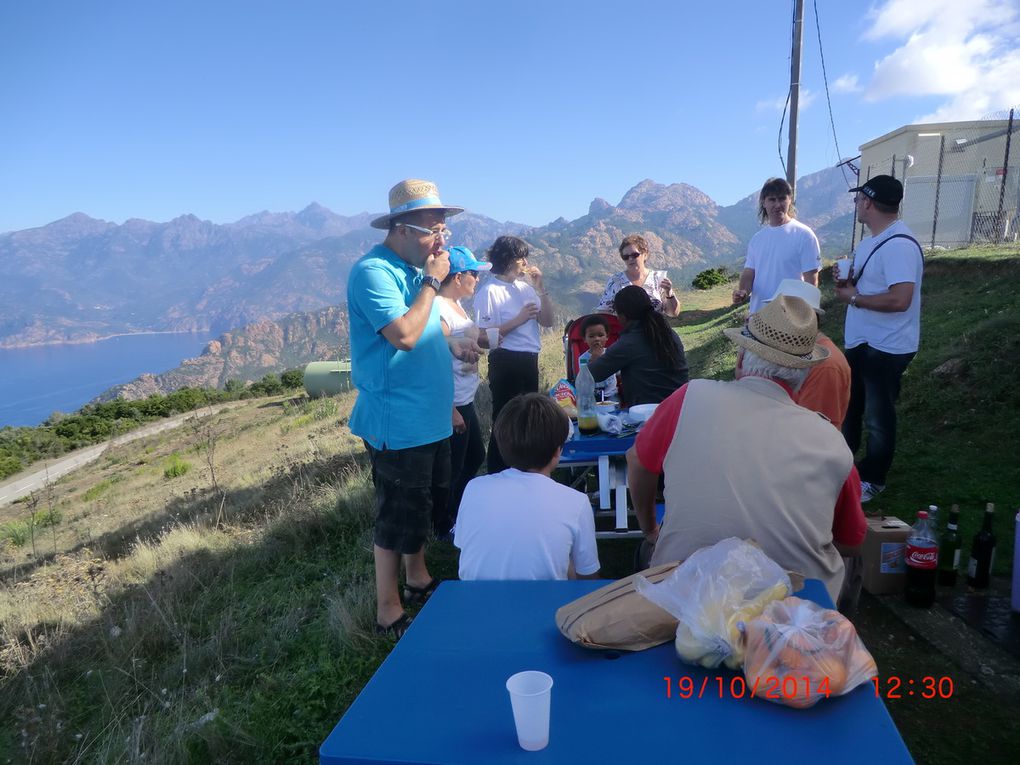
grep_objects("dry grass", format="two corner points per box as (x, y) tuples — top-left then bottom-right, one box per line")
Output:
(0, 285), (742, 762)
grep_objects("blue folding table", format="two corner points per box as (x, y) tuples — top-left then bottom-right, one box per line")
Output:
(320, 580), (914, 765)
(558, 432), (637, 536)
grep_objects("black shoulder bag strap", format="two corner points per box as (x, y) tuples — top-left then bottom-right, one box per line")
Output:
(851, 234), (924, 287)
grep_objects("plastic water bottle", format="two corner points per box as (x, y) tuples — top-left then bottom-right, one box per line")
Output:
(904, 510), (938, 607)
(575, 362), (598, 436)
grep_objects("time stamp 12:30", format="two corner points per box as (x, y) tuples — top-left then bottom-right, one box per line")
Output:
(873, 676), (955, 699)
(662, 675), (955, 700)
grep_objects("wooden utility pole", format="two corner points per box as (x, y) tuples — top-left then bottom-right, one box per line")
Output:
(787, 0), (805, 198)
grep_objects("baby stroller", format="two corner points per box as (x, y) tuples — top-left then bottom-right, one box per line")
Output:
(561, 312), (623, 383)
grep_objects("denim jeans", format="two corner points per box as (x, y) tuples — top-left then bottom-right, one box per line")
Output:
(841, 344), (915, 486)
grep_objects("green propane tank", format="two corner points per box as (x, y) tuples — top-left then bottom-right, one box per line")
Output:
(303, 360), (352, 398)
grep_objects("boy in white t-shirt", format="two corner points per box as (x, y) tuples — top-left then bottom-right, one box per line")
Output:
(455, 393), (602, 581)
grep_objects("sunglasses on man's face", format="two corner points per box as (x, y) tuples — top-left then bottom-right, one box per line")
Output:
(621, 251), (642, 261)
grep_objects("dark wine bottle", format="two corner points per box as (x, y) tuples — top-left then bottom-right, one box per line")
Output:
(966, 503), (997, 589)
(937, 505), (961, 586)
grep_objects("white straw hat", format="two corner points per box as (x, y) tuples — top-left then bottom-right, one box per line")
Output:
(724, 294), (829, 368)
(370, 179), (464, 229)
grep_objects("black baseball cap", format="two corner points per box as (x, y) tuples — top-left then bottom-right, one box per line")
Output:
(848, 174), (903, 206)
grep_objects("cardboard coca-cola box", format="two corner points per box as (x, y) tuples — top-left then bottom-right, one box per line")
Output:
(861, 516), (911, 595)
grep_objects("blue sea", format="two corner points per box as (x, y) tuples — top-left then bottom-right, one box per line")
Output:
(0, 333), (214, 428)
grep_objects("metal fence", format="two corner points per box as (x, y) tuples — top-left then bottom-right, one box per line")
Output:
(855, 110), (1019, 249)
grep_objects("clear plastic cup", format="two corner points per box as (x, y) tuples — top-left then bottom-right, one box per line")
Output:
(834, 258), (852, 281)
(506, 670), (553, 751)
(486, 327), (500, 350)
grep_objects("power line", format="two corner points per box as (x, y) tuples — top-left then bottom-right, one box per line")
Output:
(778, 89), (791, 177)
(813, 0), (851, 186)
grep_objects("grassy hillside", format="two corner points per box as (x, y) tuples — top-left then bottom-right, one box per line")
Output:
(1, 245), (1018, 763)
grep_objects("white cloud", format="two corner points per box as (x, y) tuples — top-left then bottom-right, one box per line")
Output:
(832, 74), (861, 94)
(861, 0), (1020, 120)
(755, 88), (816, 113)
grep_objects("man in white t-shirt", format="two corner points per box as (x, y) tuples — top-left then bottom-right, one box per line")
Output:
(834, 175), (923, 502)
(455, 393), (601, 581)
(733, 177), (821, 314)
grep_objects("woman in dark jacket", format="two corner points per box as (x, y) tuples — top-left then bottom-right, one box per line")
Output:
(586, 285), (689, 407)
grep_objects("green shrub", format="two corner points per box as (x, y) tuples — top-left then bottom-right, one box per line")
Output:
(0, 454), (22, 480)
(281, 369), (304, 389)
(164, 454), (192, 479)
(250, 374), (284, 397)
(692, 267), (733, 290)
(33, 507), (63, 527)
(1, 521), (30, 547)
(83, 479), (115, 502)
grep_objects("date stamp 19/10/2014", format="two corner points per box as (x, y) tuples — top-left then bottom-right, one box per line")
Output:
(663, 675), (955, 701)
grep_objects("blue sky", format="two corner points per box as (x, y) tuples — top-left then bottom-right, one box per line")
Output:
(1, 0), (1018, 233)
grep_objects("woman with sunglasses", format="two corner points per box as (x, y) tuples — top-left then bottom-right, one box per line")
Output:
(594, 234), (680, 317)
(474, 235), (555, 473)
(434, 246), (492, 538)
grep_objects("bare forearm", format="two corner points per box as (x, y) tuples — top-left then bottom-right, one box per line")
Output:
(836, 282), (914, 313)
(802, 269), (819, 287)
(626, 447), (659, 538)
(380, 288), (436, 350)
(661, 293), (680, 317)
(738, 268), (755, 294)
(537, 292), (554, 327)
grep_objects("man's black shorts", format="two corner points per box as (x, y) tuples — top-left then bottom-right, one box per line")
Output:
(365, 439), (451, 554)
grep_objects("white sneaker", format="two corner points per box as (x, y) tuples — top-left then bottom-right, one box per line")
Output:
(860, 481), (886, 503)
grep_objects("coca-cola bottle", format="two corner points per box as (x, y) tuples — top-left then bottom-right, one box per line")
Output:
(905, 510), (938, 607)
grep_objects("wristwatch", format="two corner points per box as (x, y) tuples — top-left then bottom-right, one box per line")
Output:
(421, 275), (441, 293)
(850, 294), (858, 307)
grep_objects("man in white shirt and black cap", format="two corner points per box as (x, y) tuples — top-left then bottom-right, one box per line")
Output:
(834, 175), (924, 503)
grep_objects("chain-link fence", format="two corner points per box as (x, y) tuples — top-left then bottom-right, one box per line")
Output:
(855, 110), (1019, 249)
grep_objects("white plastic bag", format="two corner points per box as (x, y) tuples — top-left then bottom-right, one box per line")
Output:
(742, 596), (878, 708)
(634, 538), (791, 669)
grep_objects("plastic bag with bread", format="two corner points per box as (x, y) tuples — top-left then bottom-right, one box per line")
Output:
(741, 596), (879, 708)
(634, 538), (794, 669)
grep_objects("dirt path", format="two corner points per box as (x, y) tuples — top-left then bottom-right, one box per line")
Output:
(0, 403), (244, 507)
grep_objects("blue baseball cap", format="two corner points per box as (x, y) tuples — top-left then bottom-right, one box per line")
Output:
(448, 246), (492, 275)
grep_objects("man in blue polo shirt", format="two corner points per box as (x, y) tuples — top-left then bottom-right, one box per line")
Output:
(348, 179), (477, 637)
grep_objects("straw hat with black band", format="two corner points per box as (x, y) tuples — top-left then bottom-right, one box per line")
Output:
(371, 179), (464, 229)
(723, 294), (829, 368)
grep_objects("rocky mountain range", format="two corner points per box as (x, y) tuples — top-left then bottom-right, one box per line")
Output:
(1, 166), (854, 350)
(97, 305), (350, 401)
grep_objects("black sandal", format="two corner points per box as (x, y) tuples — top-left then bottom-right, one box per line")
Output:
(375, 613), (412, 639)
(403, 577), (440, 606)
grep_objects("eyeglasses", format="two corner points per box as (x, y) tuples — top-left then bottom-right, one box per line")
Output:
(397, 222), (452, 242)
(460, 270), (479, 278)
(621, 251), (643, 261)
